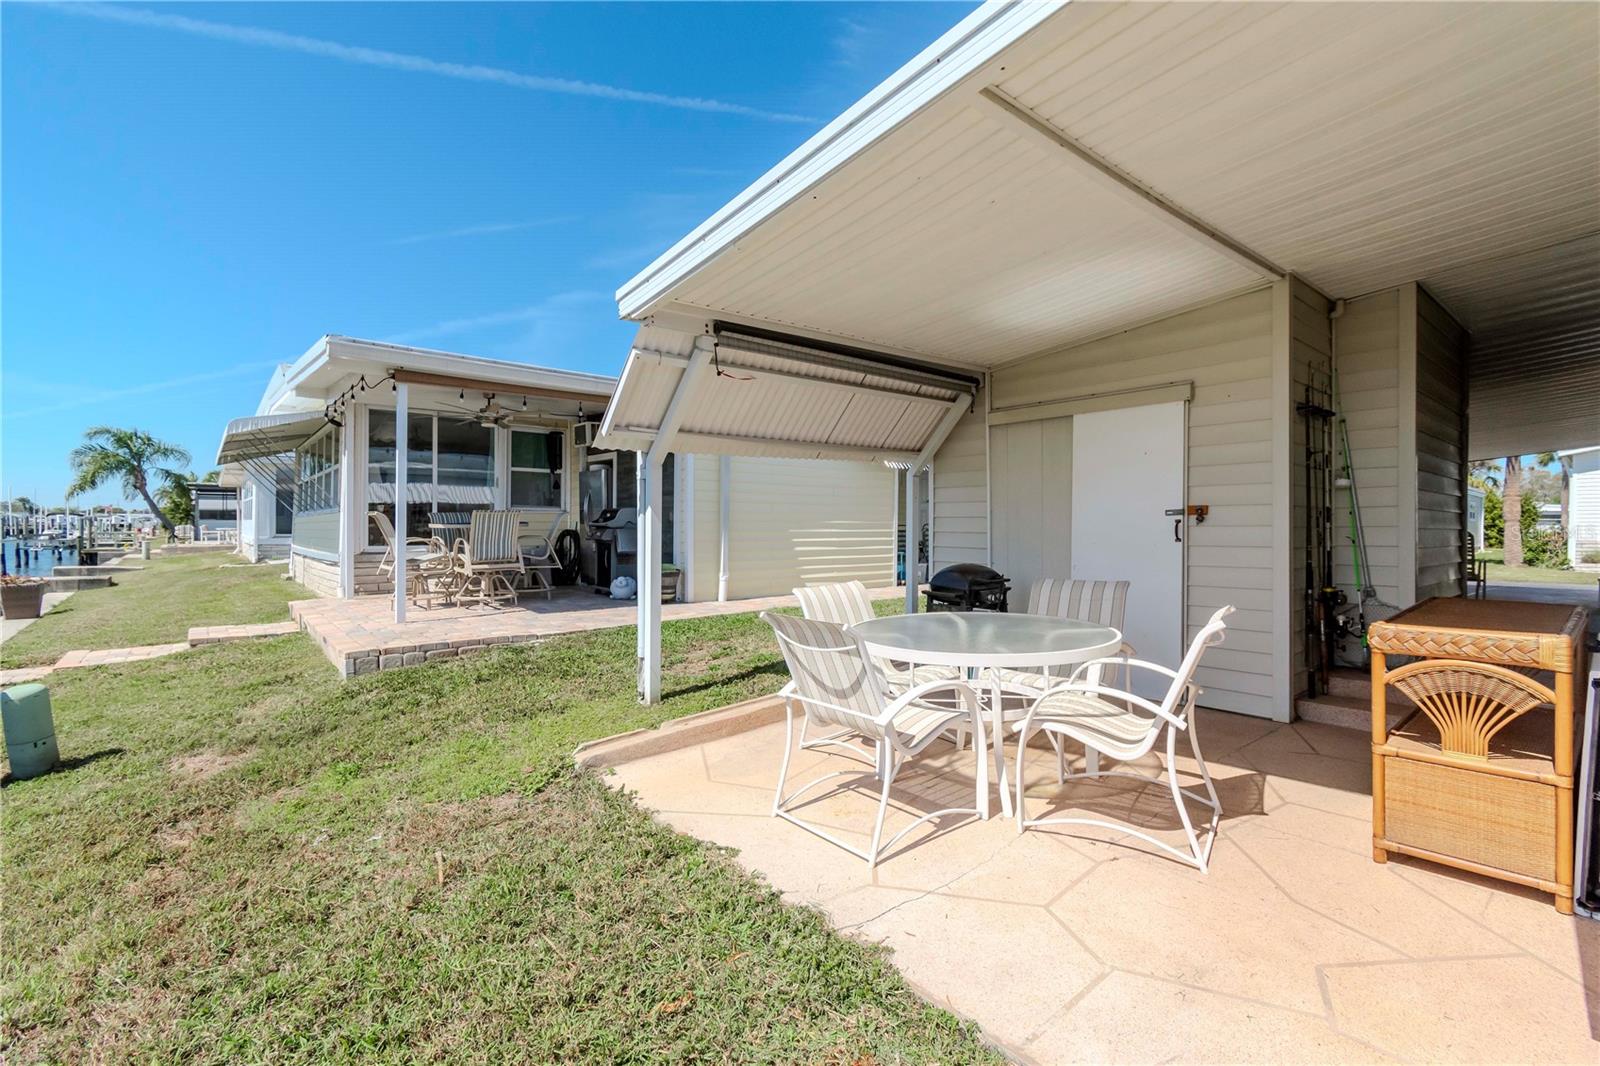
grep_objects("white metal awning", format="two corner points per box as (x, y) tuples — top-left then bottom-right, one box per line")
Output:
(216, 411), (328, 465)
(596, 323), (977, 464)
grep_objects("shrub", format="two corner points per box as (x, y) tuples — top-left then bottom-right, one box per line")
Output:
(1521, 525), (1570, 569)
(1580, 548), (1600, 566)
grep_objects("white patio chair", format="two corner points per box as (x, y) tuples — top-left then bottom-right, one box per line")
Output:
(371, 510), (439, 579)
(453, 510), (524, 608)
(515, 511), (566, 600)
(762, 612), (989, 868)
(1013, 604), (1233, 873)
(792, 581), (958, 752)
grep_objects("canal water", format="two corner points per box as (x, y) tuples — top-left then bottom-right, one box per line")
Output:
(1, 538), (78, 578)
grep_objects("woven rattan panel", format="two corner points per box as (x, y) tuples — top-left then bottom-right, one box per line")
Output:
(1385, 758), (1555, 881)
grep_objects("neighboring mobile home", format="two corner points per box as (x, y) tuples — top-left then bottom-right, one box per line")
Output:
(1562, 446), (1600, 568)
(217, 336), (896, 599)
(597, 0), (1599, 708)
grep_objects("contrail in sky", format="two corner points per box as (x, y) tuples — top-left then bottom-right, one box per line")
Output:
(53, 4), (816, 124)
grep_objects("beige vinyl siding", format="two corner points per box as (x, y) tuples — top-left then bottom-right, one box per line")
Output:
(1331, 289), (1404, 609)
(691, 456), (895, 601)
(1286, 277), (1333, 699)
(929, 392), (989, 573)
(1414, 288), (1468, 600)
(986, 287), (1280, 718)
(292, 510), (340, 559)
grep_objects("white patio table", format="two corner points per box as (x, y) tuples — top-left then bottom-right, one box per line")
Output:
(849, 612), (1121, 819)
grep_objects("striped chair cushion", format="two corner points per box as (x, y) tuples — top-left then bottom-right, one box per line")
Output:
(1027, 578), (1130, 628)
(793, 581), (875, 626)
(467, 511), (521, 566)
(764, 613), (885, 729)
(1004, 578), (1132, 688)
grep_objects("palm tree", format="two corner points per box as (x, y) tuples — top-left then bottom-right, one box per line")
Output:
(1503, 454), (1524, 568)
(66, 427), (191, 537)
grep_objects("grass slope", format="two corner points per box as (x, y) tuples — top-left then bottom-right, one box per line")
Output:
(1, 553), (313, 667)
(3, 606), (997, 1063)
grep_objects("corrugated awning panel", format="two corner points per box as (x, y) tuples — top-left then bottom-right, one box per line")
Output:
(216, 412), (329, 464)
(596, 325), (973, 462)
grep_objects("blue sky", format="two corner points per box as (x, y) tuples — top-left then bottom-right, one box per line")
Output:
(2, 1), (974, 506)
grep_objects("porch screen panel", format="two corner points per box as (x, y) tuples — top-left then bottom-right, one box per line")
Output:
(367, 410), (442, 546)
(436, 418), (495, 509)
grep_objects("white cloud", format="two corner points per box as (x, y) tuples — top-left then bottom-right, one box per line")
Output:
(53, 4), (815, 124)
(4, 360), (282, 420)
(387, 217), (577, 246)
(384, 291), (607, 345)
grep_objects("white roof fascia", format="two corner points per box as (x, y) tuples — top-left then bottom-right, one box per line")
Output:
(613, 0), (1066, 321)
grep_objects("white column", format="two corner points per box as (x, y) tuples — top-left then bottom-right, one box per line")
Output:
(394, 382), (408, 624)
(904, 466), (919, 614)
(717, 454), (731, 602)
(639, 338), (715, 703)
(639, 453), (664, 702)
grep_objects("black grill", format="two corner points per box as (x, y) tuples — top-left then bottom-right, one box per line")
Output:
(924, 563), (1011, 613)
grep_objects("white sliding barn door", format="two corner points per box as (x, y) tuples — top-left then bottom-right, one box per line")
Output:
(989, 417), (1072, 608)
(1070, 403), (1186, 695)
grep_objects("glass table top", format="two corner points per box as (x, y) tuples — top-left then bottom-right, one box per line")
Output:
(849, 612), (1121, 666)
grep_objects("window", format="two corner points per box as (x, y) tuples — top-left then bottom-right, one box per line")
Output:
(239, 483), (254, 525)
(510, 429), (563, 509)
(294, 424), (341, 515)
(366, 409), (496, 546)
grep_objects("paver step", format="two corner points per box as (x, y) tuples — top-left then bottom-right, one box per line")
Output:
(187, 620), (301, 646)
(1295, 692), (1410, 732)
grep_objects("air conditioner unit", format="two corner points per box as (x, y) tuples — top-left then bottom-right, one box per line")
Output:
(572, 420), (602, 448)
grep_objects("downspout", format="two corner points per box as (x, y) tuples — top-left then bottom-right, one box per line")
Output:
(717, 454), (731, 602)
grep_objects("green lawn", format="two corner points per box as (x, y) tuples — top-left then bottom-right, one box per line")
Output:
(1, 552), (314, 668)
(1476, 548), (1596, 586)
(2, 601), (996, 1063)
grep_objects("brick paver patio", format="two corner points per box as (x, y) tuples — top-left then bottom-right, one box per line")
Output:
(290, 585), (902, 677)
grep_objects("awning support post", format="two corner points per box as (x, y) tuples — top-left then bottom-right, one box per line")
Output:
(638, 337), (715, 703)
(394, 381), (409, 624)
(904, 466), (919, 614)
(902, 392), (974, 615)
(718, 454), (732, 602)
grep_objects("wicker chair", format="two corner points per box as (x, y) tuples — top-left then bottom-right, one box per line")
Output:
(453, 511), (524, 608)
(762, 612), (988, 867)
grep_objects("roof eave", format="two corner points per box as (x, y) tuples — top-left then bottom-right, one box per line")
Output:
(612, 0), (1066, 321)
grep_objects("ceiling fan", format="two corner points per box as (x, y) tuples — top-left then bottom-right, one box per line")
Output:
(444, 393), (515, 428)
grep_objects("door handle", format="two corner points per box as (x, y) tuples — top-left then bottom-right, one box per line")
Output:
(1173, 518), (1182, 543)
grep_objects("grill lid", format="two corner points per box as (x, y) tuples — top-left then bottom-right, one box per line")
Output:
(929, 563), (1008, 592)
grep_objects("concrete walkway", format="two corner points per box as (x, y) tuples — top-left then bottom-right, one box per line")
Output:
(1, 620), (303, 687)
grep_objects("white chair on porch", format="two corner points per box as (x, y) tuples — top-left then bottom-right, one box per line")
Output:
(762, 612), (989, 868)
(1013, 605), (1233, 872)
(453, 511), (524, 608)
(371, 511), (442, 579)
(792, 581), (958, 752)
(515, 511), (566, 600)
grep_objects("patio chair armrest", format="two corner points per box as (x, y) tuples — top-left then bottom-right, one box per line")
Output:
(1066, 655), (1178, 685)
(1031, 680), (1184, 728)
(878, 677), (981, 724)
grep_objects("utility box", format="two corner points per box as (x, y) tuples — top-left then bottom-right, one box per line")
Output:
(2, 683), (60, 780)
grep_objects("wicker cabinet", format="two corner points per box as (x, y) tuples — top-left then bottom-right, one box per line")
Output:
(1369, 599), (1588, 913)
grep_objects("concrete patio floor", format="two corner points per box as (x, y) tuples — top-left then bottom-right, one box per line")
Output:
(606, 707), (1600, 1064)
(291, 584), (901, 676)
